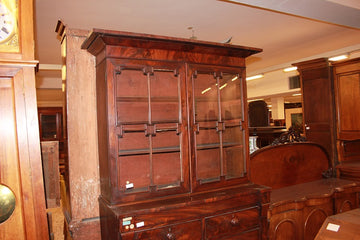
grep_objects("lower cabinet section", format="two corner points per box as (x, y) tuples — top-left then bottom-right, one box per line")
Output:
(267, 180), (360, 240)
(205, 207), (260, 239)
(121, 221), (202, 240)
(119, 207), (262, 240)
(99, 185), (270, 240)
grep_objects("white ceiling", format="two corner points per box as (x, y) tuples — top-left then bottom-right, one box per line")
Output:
(34, 0), (360, 76)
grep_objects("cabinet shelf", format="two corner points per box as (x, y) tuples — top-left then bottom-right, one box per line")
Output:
(196, 142), (243, 150)
(117, 96), (179, 102)
(119, 146), (181, 156)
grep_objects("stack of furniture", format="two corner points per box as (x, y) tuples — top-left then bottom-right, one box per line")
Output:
(250, 141), (360, 240)
(82, 29), (270, 239)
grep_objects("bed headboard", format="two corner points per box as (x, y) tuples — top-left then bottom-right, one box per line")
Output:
(250, 142), (331, 189)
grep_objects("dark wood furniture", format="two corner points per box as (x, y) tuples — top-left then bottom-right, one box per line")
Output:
(41, 141), (61, 208)
(293, 58), (337, 170)
(38, 107), (67, 174)
(331, 58), (360, 182)
(315, 208), (360, 239)
(55, 22), (101, 240)
(249, 126), (287, 148)
(82, 29), (270, 239)
(38, 107), (63, 142)
(248, 100), (269, 127)
(250, 142), (360, 240)
(0, 0), (49, 239)
(293, 57), (360, 181)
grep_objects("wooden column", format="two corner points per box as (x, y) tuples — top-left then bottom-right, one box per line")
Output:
(56, 22), (101, 240)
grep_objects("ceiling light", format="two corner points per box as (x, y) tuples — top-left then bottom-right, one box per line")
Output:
(328, 54), (348, 61)
(231, 76), (238, 81)
(248, 98), (264, 102)
(246, 74), (264, 81)
(292, 93), (302, 96)
(201, 87), (211, 94)
(283, 66), (297, 72)
(219, 83), (227, 90)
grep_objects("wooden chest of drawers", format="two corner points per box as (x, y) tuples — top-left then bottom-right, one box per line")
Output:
(100, 184), (269, 240)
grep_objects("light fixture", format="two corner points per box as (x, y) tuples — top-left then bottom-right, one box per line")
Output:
(219, 83), (227, 90)
(248, 98), (264, 102)
(231, 76), (238, 81)
(201, 87), (211, 94)
(283, 66), (297, 72)
(246, 74), (264, 81)
(328, 54), (348, 61)
(292, 93), (302, 96)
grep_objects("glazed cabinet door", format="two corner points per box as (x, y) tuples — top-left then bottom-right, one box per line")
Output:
(102, 59), (189, 203)
(188, 65), (248, 191)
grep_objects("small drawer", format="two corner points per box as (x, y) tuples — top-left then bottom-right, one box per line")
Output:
(121, 220), (202, 240)
(205, 207), (260, 239)
(215, 229), (260, 240)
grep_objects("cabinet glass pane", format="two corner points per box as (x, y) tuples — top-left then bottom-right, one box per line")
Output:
(150, 70), (179, 123)
(119, 155), (150, 192)
(220, 74), (243, 120)
(116, 69), (148, 124)
(196, 149), (221, 181)
(153, 152), (181, 187)
(116, 63), (183, 194)
(193, 70), (245, 183)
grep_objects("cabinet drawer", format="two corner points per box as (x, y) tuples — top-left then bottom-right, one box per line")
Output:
(121, 220), (202, 240)
(212, 229), (260, 240)
(205, 207), (260, 239)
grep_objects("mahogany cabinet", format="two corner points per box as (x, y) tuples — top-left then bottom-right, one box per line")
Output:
(82, 29), (270, 239)
(332, 58), (360, 181)
(332, 58), (360, 141)
(293, 57), (360, 175)
(268, 179), (360, 240)
(292, 58), (337, 169)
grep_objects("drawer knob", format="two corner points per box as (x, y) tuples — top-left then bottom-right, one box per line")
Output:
(230, 217), (240, 226)
(166, 228), (175, 240)
(166, 232), (175, 240)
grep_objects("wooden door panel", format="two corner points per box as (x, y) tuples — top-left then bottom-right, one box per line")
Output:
(0, 78), (26, 240)
(0, 68), (48, 240)
(336, 73), (360, 139)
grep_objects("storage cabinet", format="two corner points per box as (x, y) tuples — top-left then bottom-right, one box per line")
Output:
(333, 58), (360, 182)
(294, 57), (360, 177)
(267, 180), (360, 240)
(292, 58), (337, 168)
(38, 107), (67, 163)
(82, 29), (269, 239)
(332, 58), (360, 141)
